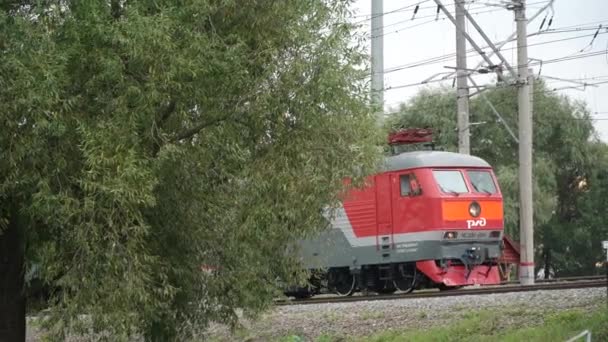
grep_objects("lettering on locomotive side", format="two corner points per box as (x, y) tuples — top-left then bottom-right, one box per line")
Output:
(466, 217), (486, 229)
(395, 242), (419, 254)
(398, 242), (419, 248)
(396, 248), (418, 254)
(460, 231), (488, 239)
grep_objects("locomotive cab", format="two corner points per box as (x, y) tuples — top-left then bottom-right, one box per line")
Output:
(410, 163), (503, 287)
(378, 150), (504, 289)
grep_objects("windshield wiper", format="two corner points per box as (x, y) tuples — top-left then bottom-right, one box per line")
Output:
(440, 185), (459, 196)
(472, 183), (492, 196)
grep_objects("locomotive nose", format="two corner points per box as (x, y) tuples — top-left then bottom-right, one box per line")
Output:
(441, 199), (503, 229)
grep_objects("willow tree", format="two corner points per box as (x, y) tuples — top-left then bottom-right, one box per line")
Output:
(0, 1), (381, 340)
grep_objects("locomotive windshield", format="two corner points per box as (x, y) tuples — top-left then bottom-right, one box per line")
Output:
(467, 170), (497, 194)
(432, 170), (468, 194)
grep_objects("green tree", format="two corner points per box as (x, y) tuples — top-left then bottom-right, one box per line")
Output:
(0, 1), (381, 341)
(549, 142), (608, 276)
(386, 79), (605, 278)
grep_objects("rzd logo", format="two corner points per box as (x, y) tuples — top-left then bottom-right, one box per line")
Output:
(467, 217), (486, 229)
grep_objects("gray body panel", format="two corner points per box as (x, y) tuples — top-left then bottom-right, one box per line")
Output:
(298, 228), (502, 269)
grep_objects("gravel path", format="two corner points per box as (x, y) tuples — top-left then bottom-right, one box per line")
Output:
(205, 287), (607, 341)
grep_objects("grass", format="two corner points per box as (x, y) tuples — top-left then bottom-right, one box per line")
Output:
(360, 310), (386, 321)
(360, 307), (608, 342)
(280, 307), (608, 342)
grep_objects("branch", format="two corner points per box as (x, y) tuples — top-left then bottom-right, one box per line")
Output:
(157, 100), (176, 127)
(150, 100), (177, 157)
(173, 99), (246, 142)
(173, 114), (233, 142)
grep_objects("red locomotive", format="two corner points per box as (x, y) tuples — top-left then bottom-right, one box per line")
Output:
(287, 128), (504, 297)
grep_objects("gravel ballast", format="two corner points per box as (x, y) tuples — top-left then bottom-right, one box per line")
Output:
(24, 287), (606, 341)
(205, 287), (607, 341)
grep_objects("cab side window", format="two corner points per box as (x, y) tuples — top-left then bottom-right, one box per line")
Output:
(400, 173), (422, 197)
(400, 175), (411, 196)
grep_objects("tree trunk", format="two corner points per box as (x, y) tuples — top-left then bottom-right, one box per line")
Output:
(0, 209), (26, 342)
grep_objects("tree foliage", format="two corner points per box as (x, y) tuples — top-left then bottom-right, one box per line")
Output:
(386, 81), (607, 277)
(0, 1), (382, 340)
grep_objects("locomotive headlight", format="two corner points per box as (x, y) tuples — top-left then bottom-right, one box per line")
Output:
(443, 231), (458, 239)
(469, 201), (481, 217)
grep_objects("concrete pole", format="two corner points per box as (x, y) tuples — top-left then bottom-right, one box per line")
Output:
(515, 0), (535, 285)
(371, 0), (384, 123)
(455, 0), (470, 154)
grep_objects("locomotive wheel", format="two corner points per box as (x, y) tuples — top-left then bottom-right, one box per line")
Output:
(393, 264), (416, 293)
(375, 280), (396, 295)
(393, 278), (415, 293)
(328, 269), (355, 297)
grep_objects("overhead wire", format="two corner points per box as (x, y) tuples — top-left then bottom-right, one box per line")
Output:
(352, 0), (482, 21)
(361, 1), (608, 125)
(360, 8), (608, 76)
(365, 0), (550, 37)
(528, 50), (608, 67)
(380, 20), (608, 67)
(379, 110), (608, 121)
(370, 6), (509, 38)
(352, 0), (569, 59)
(352, 1), (431, 24)
(541, 75), (608, 85)
(373, 2), (490, 32)
(534, 19), (608, 33)
(379, 54), (608, 93)
(535, 26), (608, 35)
(377, 29), (608, 76)
(378, 20), (608, 68)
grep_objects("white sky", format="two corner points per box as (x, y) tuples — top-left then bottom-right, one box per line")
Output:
(351, 0), (608, 142)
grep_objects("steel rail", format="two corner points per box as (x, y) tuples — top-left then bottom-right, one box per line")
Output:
(502, 274), (606, 285)
(275, 277), (607, 306)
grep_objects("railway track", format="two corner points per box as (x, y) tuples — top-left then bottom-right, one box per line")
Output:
(276, 276), (607, 306)
(502, 274), (606, 284)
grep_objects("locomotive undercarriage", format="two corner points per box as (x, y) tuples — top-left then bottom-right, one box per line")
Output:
(287, 227), (503, 298)
(330, 262), (420, 296)
(284, 262), (419, 299)
(285, 241), (501, 299)
(285, 257), (499, 299)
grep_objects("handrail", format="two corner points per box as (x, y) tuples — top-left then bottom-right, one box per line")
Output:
(566, 330), (591, 342)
